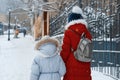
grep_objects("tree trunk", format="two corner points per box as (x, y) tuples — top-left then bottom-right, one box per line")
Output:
(34, 14), (42, 40)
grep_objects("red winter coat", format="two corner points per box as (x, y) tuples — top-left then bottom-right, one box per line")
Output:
(60, 19), (92, 80)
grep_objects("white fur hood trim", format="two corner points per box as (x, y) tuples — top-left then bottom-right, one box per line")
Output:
(35, 36), (59, 50)
(65, 19), (88, 30)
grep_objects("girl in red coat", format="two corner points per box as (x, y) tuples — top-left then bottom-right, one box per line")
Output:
(60, 6), (92, 80)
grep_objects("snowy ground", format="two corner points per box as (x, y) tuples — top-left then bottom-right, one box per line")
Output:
(0, 34), (115, 80)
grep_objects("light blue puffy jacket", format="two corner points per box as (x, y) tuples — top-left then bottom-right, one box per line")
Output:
(30, 43), (66, 80)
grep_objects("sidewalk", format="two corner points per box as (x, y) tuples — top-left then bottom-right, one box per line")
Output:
(0, 34), (115, 80)
(0, 34), (35, 80)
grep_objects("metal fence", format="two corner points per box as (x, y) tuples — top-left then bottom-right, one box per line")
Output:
(91, 50), (120, 80)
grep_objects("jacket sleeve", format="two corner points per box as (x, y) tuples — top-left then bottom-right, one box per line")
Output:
(58, 56), (66, 76)
(84, 26), (92, 40)
(60, 30), (71, 63)
(30, 57), (40, 80)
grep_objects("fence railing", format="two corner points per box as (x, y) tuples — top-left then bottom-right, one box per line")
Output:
(92, 50), (120, 80)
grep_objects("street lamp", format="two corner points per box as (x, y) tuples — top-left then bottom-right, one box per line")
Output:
(8, 8), (11, 41)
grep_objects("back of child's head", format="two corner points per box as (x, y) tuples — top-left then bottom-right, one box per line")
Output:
(35, 36), (60, 57)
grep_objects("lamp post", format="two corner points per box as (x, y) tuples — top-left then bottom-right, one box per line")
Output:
(8, 9), (11, 41)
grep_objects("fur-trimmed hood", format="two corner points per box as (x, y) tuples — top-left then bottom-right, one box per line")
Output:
(35, 36), (59, 57)
(35, 36), (59, 50)
(65, 19), (88, 30)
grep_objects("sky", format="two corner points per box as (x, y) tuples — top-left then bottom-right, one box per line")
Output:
(0, 0), (8, 13)
(0, 0), (24, 14)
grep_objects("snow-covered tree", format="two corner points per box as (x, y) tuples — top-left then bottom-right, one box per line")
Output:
(84, 6), (96, 20)
(83, 5), (116, 39)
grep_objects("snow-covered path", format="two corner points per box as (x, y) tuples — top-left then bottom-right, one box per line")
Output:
(0, 34), (115, 80)
(0, 34), (36, 80)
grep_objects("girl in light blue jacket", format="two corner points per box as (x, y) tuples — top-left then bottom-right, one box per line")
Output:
(30, 36), (66, 80)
